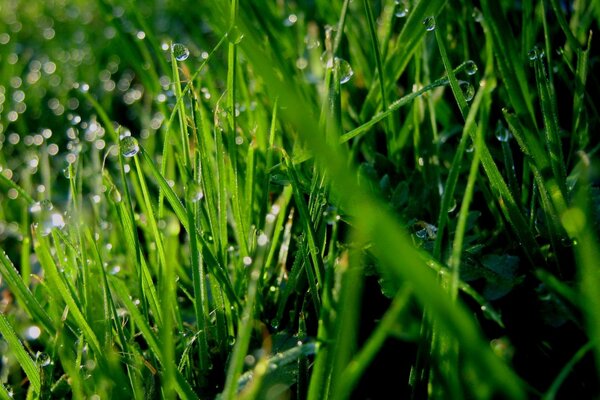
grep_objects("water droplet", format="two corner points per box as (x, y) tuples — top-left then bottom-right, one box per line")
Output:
(36, 352), (52, 367)
(416, 229), (428, 240)
(320, 51), (334, 69)
(447, 198), (457, 213)
(459, 81), (474, 101)
(323, 206), (341, 225)
(472, 8), (484, 23)
(243, 256), (253, 266)
(257, 233), (268, 246)
(228, 336), (236, 346)
(271, 318), (280, 329)
(283, 14), (298, 27)
(25, 326), (41, 340)
(423, 16), (436, 31)
(244, 355), (256, 366)
(109, 187), (122, 203)
(304, 35), (320, 50)
(120, 136), (139, 158)
(395, 0), (409, 17)
(227, 26), (244, 44)
(30, 199), (53, 214)
(186, 181), (204, 203)
(171, 43), (189, 62)
(495, 122), (511, 142)
(528, 46), (544, 61)
(336, 58), (354, 84)
(464, 60), (478, 76)
(30, 200), (66, 236)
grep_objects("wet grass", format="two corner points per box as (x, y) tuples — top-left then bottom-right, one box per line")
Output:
(0, 0), (599, 399)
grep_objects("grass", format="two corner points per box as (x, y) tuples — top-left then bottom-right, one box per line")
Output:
(0, 0), (599, 399)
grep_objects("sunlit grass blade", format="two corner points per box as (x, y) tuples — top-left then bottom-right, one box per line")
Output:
(0, 312), (41, 394)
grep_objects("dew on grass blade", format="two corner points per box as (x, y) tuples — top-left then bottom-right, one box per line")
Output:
(36, 351), (52, 367)
(30, 200), (65, 236)
(30, 199), (53, 214)
(528, 46), (544, 61)
(472, 8), (484, 23)
(227, 26), (244, 44)
(395, 0), (409, 17)
(336, 58), (354, 84)
(186, 181), (204, 203)
(109, 187), (122, 203)
(25, 325), (41, 340)
(323, 205), (341, 225)
(171, 43), (189, 61)
(495, 121), (511, 142)
(458, 80), (475, 101)
(304, 35), (320, 50)
(464, 60), (478, 76)
(283, 14), (298, 27)
(120, 136), (139, 158)
(271, 318), (280, 329)
(423, 16), (436, 31)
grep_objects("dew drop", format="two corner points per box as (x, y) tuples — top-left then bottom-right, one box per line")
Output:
(25, 325), (41, 340)
(528, 46), (544, 61)
(120, 136), (139, 158)
(423, 16), (436, 31)
(494, 122), (511, 142)
(171, 43), (189, 62)
(323, 205), (341, 225)
(30, 199), (53, 214)
(36, 352), (52, 367)
(228, 336), (236, 346)
(283, 14), (298, 27)
(186, 181), (204, 203)
(304, 35), (320, 50)
(395, 0), (409, 18)
(336, 58), (354, 84)
(227, 26), (244, 44)
(464, 60), (478, 76)
(447, 198), (457, 213)
(30, 200), (65, 236)
(271, 318), (280, 329)
(320, 51), (334, 69)
(109, 187), (122, 203)
(459, 81), (474, 101)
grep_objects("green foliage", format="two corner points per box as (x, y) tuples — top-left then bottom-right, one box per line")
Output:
(0, 0), (598, 399)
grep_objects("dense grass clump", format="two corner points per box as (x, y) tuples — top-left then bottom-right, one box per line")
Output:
(0, 0), (599, 398)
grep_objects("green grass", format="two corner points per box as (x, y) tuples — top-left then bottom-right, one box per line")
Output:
(0, 0), (599, 399)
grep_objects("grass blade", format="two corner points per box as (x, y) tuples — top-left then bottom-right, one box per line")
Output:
(0, 312), (41, 394)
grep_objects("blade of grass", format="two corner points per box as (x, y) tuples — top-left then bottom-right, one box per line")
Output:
(0, 312), (41, 394)
(0, 249), (55, 335)
(34, 236), (103, 364)
(334, 286), (412, 400)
